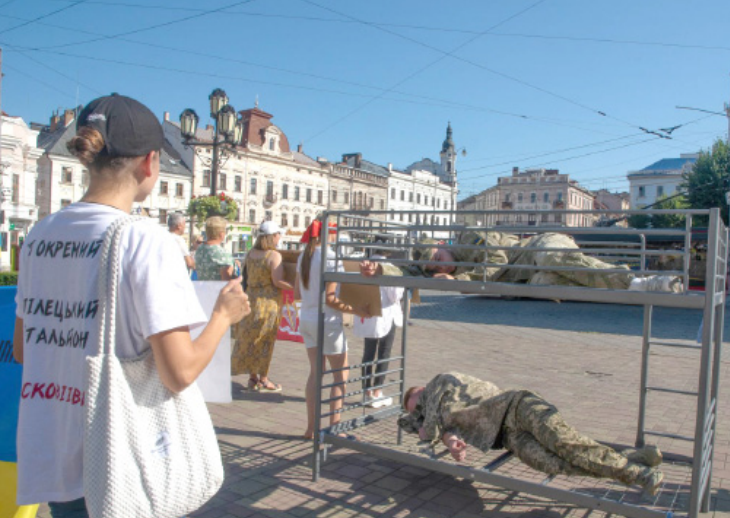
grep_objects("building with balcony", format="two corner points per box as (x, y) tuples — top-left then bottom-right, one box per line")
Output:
(0, 112), (43, 268)
(457, 167), (596, 228)
(327, 153), (389, 220)
(627, 153), (697, 209)
(164, 105), (328, 251)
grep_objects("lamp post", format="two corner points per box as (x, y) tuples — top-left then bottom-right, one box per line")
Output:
(180, 88), (244, 196)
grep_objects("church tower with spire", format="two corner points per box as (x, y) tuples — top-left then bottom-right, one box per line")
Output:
(439, 122), (457, 184)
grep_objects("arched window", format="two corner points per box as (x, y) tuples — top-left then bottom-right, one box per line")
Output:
(269, 138), (276, 151)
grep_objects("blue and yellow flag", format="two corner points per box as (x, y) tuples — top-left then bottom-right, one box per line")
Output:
(0, 286), (38, 518)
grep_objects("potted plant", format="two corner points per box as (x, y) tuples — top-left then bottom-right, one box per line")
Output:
(188, 192), (238, 229)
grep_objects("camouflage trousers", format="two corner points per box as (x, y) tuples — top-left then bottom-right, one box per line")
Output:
(502, 392), (646, 486)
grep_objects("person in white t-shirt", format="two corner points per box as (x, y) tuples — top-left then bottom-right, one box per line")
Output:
(353, 253), (404, 409)
(12, 94), (250, 518)
(168, 212), (195, 271)
(294, 219), (371, 440)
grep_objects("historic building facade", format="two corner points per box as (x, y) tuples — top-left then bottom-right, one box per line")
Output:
(0, 113), (43, 267)
(458, 167), (596, 228)
(627, 153), (697, 209)
(164, 106), (329, 251)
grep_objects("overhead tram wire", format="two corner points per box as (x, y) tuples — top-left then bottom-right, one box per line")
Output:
(13, 48), (104, 96)
(299, 0), (548, 143)
(3, 63), (78, 100)
(299, 0), (677, 140)
(31, 1), (730, 53)
(0, 0), (86, 36)
(28, 0), (257, 51)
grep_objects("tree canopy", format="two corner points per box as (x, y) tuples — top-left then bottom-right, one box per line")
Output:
(628, 194), (689, 229)
(681, 138), (729, 225)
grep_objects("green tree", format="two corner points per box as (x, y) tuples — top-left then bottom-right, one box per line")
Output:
(627, 194), (689, 229)
(681, 138), (729, 225)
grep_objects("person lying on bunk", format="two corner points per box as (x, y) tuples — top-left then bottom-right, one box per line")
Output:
(360, 230), (682, 292)
(399, 372), (665, 495)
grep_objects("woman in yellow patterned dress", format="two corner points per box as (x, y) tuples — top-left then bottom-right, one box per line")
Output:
(232, 221), (294, 391)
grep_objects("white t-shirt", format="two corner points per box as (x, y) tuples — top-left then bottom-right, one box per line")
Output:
(296, 246), (344, 325)
(15, 202), (207, 505)
(172, 233), (191, 257)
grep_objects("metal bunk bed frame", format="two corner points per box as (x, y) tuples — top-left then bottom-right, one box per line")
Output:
(310, 207), (728, 518)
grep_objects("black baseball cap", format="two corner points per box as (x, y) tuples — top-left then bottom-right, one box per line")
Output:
(77, 93), (164, 157)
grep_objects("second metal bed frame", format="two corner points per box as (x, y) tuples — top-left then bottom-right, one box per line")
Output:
(310, 208), (727, 518)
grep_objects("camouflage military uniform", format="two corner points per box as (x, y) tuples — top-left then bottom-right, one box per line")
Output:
(380, 231), (637, 289)
(398, 372), (655, 487)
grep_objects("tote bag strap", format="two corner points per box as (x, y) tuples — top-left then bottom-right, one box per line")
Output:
(96, 215), (147, 356)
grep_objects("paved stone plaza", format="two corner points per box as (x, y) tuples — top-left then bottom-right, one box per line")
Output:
(36, 293), (730, 518)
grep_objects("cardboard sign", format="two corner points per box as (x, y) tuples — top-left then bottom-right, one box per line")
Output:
(277, 289), (303, 343)
(339, 261), (382, 317)
(191, 282), (232, 404)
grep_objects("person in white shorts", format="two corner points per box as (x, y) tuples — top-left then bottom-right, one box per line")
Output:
(295, 219), (371, 440)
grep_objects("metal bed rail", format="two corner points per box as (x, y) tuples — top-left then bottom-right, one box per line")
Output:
(311, 207), (727, 518)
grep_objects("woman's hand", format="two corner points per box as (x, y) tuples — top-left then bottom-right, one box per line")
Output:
(352, 303), (372, 319)
(445, 435), (467, 462)
(213, 277), (250, 325)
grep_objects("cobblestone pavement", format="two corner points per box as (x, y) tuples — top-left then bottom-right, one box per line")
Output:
(36, 293), (730, 518)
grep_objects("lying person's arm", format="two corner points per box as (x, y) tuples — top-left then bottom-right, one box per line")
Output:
(416, 426), (467, 462)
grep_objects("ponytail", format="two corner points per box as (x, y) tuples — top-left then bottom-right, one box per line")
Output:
(300, 236), (320, 290)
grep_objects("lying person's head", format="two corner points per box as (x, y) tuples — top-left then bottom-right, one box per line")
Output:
(403, 386), (426, 413)
(413, 240), (456, 275)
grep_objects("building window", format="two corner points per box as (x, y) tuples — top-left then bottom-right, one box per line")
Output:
(250, 178), (257, 195)
(202, 170), (211, 188)
(293, 214), (299, 228)
(269, 138), (275, 151)
(638, 186), (645, 198)
(158, 209), (168, 225)
(657, 185), (664, 197)
(416, 193), (421, 204)
(557, 192), (563, 202)
(282, 183), (289, 199)
(317, 190), (323, 205)
(408, 213), (412, 223)
(266, 181), (274, 198)
(235, 176), (242, 192)
(62, 167), (73, 184)
(219, 173), (227, 191)
(344, 191), (350, 204)
(159, 181), (168, 195)
(409, 192), (414, 203)
(424, 195), (428, 206)
(505, 193), (511, 202)
(543, 192), (549, 203)
(281, 213), (288, 227)
(530, 193), (536, 203)
(380, 199), (385, 210)
(265, 210), (272, 221)
(294, 186), (300, 201)
(249, 209), (256, 223)
(12, 174), (19, 203)
(306, 188), (312, 203)
(304, 216), (311, 227)
(332, 189), (338, 203)
(400, 213), (404, 222)
(61, 199), (72, 209)
(437, 198), (441, 208)
(518, 193), (523, 203)
(176, 183), (184, 197)
(391, 188), (396, 199)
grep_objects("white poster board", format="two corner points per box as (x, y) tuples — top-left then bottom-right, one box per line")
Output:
(191, 281), (232, 403)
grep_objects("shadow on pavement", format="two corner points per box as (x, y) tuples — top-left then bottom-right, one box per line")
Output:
(411, 293), (720, 342)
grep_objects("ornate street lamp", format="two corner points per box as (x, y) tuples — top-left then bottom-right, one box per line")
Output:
(179, 88), (243, 196)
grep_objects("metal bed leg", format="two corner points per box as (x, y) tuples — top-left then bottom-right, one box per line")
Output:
(397, 288), (411, 447)
(636, 304), (652, 448)
(690, 208), (722, 518)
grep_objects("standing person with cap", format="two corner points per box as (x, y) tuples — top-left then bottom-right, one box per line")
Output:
(11, 94), (249, 518)
(295, 218), (371, 439)
(232, 220), (293, 392)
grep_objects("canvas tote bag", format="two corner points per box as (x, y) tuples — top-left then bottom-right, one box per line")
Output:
(84, 216), (224, 518)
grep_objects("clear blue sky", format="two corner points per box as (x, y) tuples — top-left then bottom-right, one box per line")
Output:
(1, 0), (729, 199)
